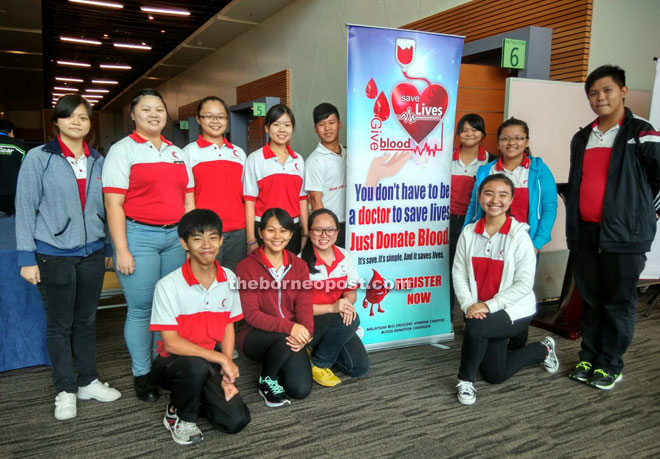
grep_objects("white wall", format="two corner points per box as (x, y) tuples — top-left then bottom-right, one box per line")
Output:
(155, 0), (468, 155)
(589, 0), (660, 92)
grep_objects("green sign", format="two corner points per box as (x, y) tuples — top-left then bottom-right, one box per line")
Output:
(252, 102), (266, 117)
(501, 38), (526, 69)
(179, 120), (189, 130)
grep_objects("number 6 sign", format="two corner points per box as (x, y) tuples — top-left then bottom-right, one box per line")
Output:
(501, 38), (526, 70)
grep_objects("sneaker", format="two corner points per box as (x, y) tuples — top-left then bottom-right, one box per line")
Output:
(258, 376), (290, 408)
(163, 404), (178, 431)
(163, 409), (204, 446)
(568, 361), (593, 383)
(134, 374), (159, 402)
(587, 369), (622, 390)
(456, 380), (476, 405)
(311, 365), (341, 387)
(540, 337), (559, 374)
(77, 379), (121, 402)
(54, 391), (77, 421)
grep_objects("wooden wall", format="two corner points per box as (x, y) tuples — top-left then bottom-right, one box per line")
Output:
(404, 0), (593, 82)
(236, 69), (290, 107)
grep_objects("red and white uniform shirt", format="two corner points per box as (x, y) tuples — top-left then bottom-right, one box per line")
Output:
(451, 146), (489, 216)
(471, 216), (511, 302)
(489, 154), (531, 223)
(579, 119), (621, 223)
(306, 245), (359, 305)
(243, 144), (306, 221)
(150, 260), (243, 357)
(58, 135), (90, 210)
(183, 136), (246, 232)
(305, 143), (347, 222)
(102, 131), (193, 225)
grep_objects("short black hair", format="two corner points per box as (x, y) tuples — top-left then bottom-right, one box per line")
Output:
(0, 119), (15, 134)
(585, 65), (626, 94)
(478, 173), (515, 196)
(259, 208), (295, 232)
(52, 95), (92, 126)
(197, 96), (229, 117)
(130, 88), (167, 113)
(265, 104), (295, 130)
(455, 113), (486, 138)
(313, 103), (340, 125)
(178, 209), (223, 241)
(497, 117), (531, 156)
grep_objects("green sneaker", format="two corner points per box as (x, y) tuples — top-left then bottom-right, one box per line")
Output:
(258, 376), (290, 408)
(568, 361), (593, 383)
(587, 369), (622, 390)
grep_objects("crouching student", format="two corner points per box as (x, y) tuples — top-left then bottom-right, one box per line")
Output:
(453, 174), (559, 406)
(300, 209), (369, 386)
(236, 208), (313, 407)
(149, 209), (250, 446)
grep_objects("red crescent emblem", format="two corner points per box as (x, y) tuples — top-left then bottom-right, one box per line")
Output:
(222, 299), (227, 307)
(294, 163), (300, 171)
(232, 149), (239, 158)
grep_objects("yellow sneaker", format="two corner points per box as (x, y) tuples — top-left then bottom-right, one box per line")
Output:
(311, 366), (341, 387)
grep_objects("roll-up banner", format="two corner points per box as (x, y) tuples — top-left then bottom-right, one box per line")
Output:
(347, 25), (464, 350)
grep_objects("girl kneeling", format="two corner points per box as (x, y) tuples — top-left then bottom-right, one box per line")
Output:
(453, 174), (559, 406)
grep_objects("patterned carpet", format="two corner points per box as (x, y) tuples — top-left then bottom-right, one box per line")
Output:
(2, 292), (660, 458)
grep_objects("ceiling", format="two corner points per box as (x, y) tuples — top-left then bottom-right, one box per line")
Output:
(0, 0), (294, 113)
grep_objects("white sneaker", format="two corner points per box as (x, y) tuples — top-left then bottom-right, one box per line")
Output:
(164, 416), (204, 446)
(541, 337), (559, 374)
(54, 391), (77, 420)
(77, 379), (121, 402)
(456, 380), (476, 405)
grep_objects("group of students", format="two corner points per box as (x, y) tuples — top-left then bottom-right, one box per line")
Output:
(12, 64), (660, 445)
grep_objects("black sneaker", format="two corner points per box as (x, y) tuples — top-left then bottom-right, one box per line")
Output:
(134, 374), (159, 402)
(568, 361), (593, 383)
(587, 369), (622, 390)
(258, 376), (290, 408)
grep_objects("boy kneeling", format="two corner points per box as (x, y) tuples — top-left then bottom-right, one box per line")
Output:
(150, 209), (250, 445)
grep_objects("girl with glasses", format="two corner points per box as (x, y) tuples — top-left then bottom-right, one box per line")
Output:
(299, 209), (369, 387)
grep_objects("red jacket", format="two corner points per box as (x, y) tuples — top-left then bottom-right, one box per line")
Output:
(235, 247), (313, 350)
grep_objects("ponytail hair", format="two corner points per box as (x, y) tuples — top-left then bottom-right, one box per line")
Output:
(300, 208), (340, 274)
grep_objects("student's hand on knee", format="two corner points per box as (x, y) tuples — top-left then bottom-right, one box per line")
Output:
(221, 380), (238, 401)
(290, 323), (311, 344)
(285, 335), (305, 352)
(220, 359), (239, 383)
(466, 302), (489, 319)
(335, 299), (356, 325)
(20, 265), (41, 285)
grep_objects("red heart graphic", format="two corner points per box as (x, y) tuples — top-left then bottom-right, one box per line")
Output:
(390, 83), (448, 144)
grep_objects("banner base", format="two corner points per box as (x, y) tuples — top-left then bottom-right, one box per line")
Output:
(364, 332), (454, 352)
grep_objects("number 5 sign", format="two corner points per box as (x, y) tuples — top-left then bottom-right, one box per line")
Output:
(501, 38), (526, 69)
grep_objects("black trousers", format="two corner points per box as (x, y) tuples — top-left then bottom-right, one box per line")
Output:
(572, 221), (646, 373)
(36, 249), (105, 393)
(458, 310), (546, 384)
(242, 329), (312, 399)
(151, 355), (250, 433)
(255, 221), (302, 254)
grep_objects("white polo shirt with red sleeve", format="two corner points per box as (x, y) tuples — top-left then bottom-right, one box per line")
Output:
(489, 154), (531, 224)
(306, 245), (359, 305)
(243, 144), (306, 222)
(304, 143), (347, 223)
(183, 136), (246, 232)
(150, 259), (243, 357)
(102, 131), (193, 225)
(450, 146), (489, 216)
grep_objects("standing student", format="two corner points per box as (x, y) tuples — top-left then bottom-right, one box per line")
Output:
(305, 103), (348, 247)
(243, 104), (308, 255)
(150, 209), (250, 446)
(183, 96), (247, 271)
(464, 118), (557, 254)
(449, 114), (490, 312)
(300, 209), (369, 387)
(453, 174), (559, 406)
(235, 208), (313, 407)
(15, 95), (121, 420)
(103, 88), (194, 402)
(566, 65), (660, 390)
(0, 119), (27, 217)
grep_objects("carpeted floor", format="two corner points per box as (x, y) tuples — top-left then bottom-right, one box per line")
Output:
(2, 293), (660, 459)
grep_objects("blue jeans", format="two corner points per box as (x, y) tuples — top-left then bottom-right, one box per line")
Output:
(311, 313), (369, 377)
(115, 220), (184, 376)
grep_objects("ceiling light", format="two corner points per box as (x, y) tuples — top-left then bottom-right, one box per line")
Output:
(148, 15), (154, 20)
(140, 6), (190, 16)
(68, 0), (123, 9)
(86, 89), (109, 93)
(99, 64), (131, 70)
(60, 36), (102, 45)
(113, 42), (152, 51)
(83, 94), (103, 98)
(57, 60), (91, 67)
(54, 86), (79, 91)
(56, 77), (84, 83)
(91, 79), (118, 84)
(52, 93), (70, 96)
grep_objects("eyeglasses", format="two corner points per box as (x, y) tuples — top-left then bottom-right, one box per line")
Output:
(310, 227), (338, 236)
(498, 136), (527, 143)
(198, 114), (228, 122)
